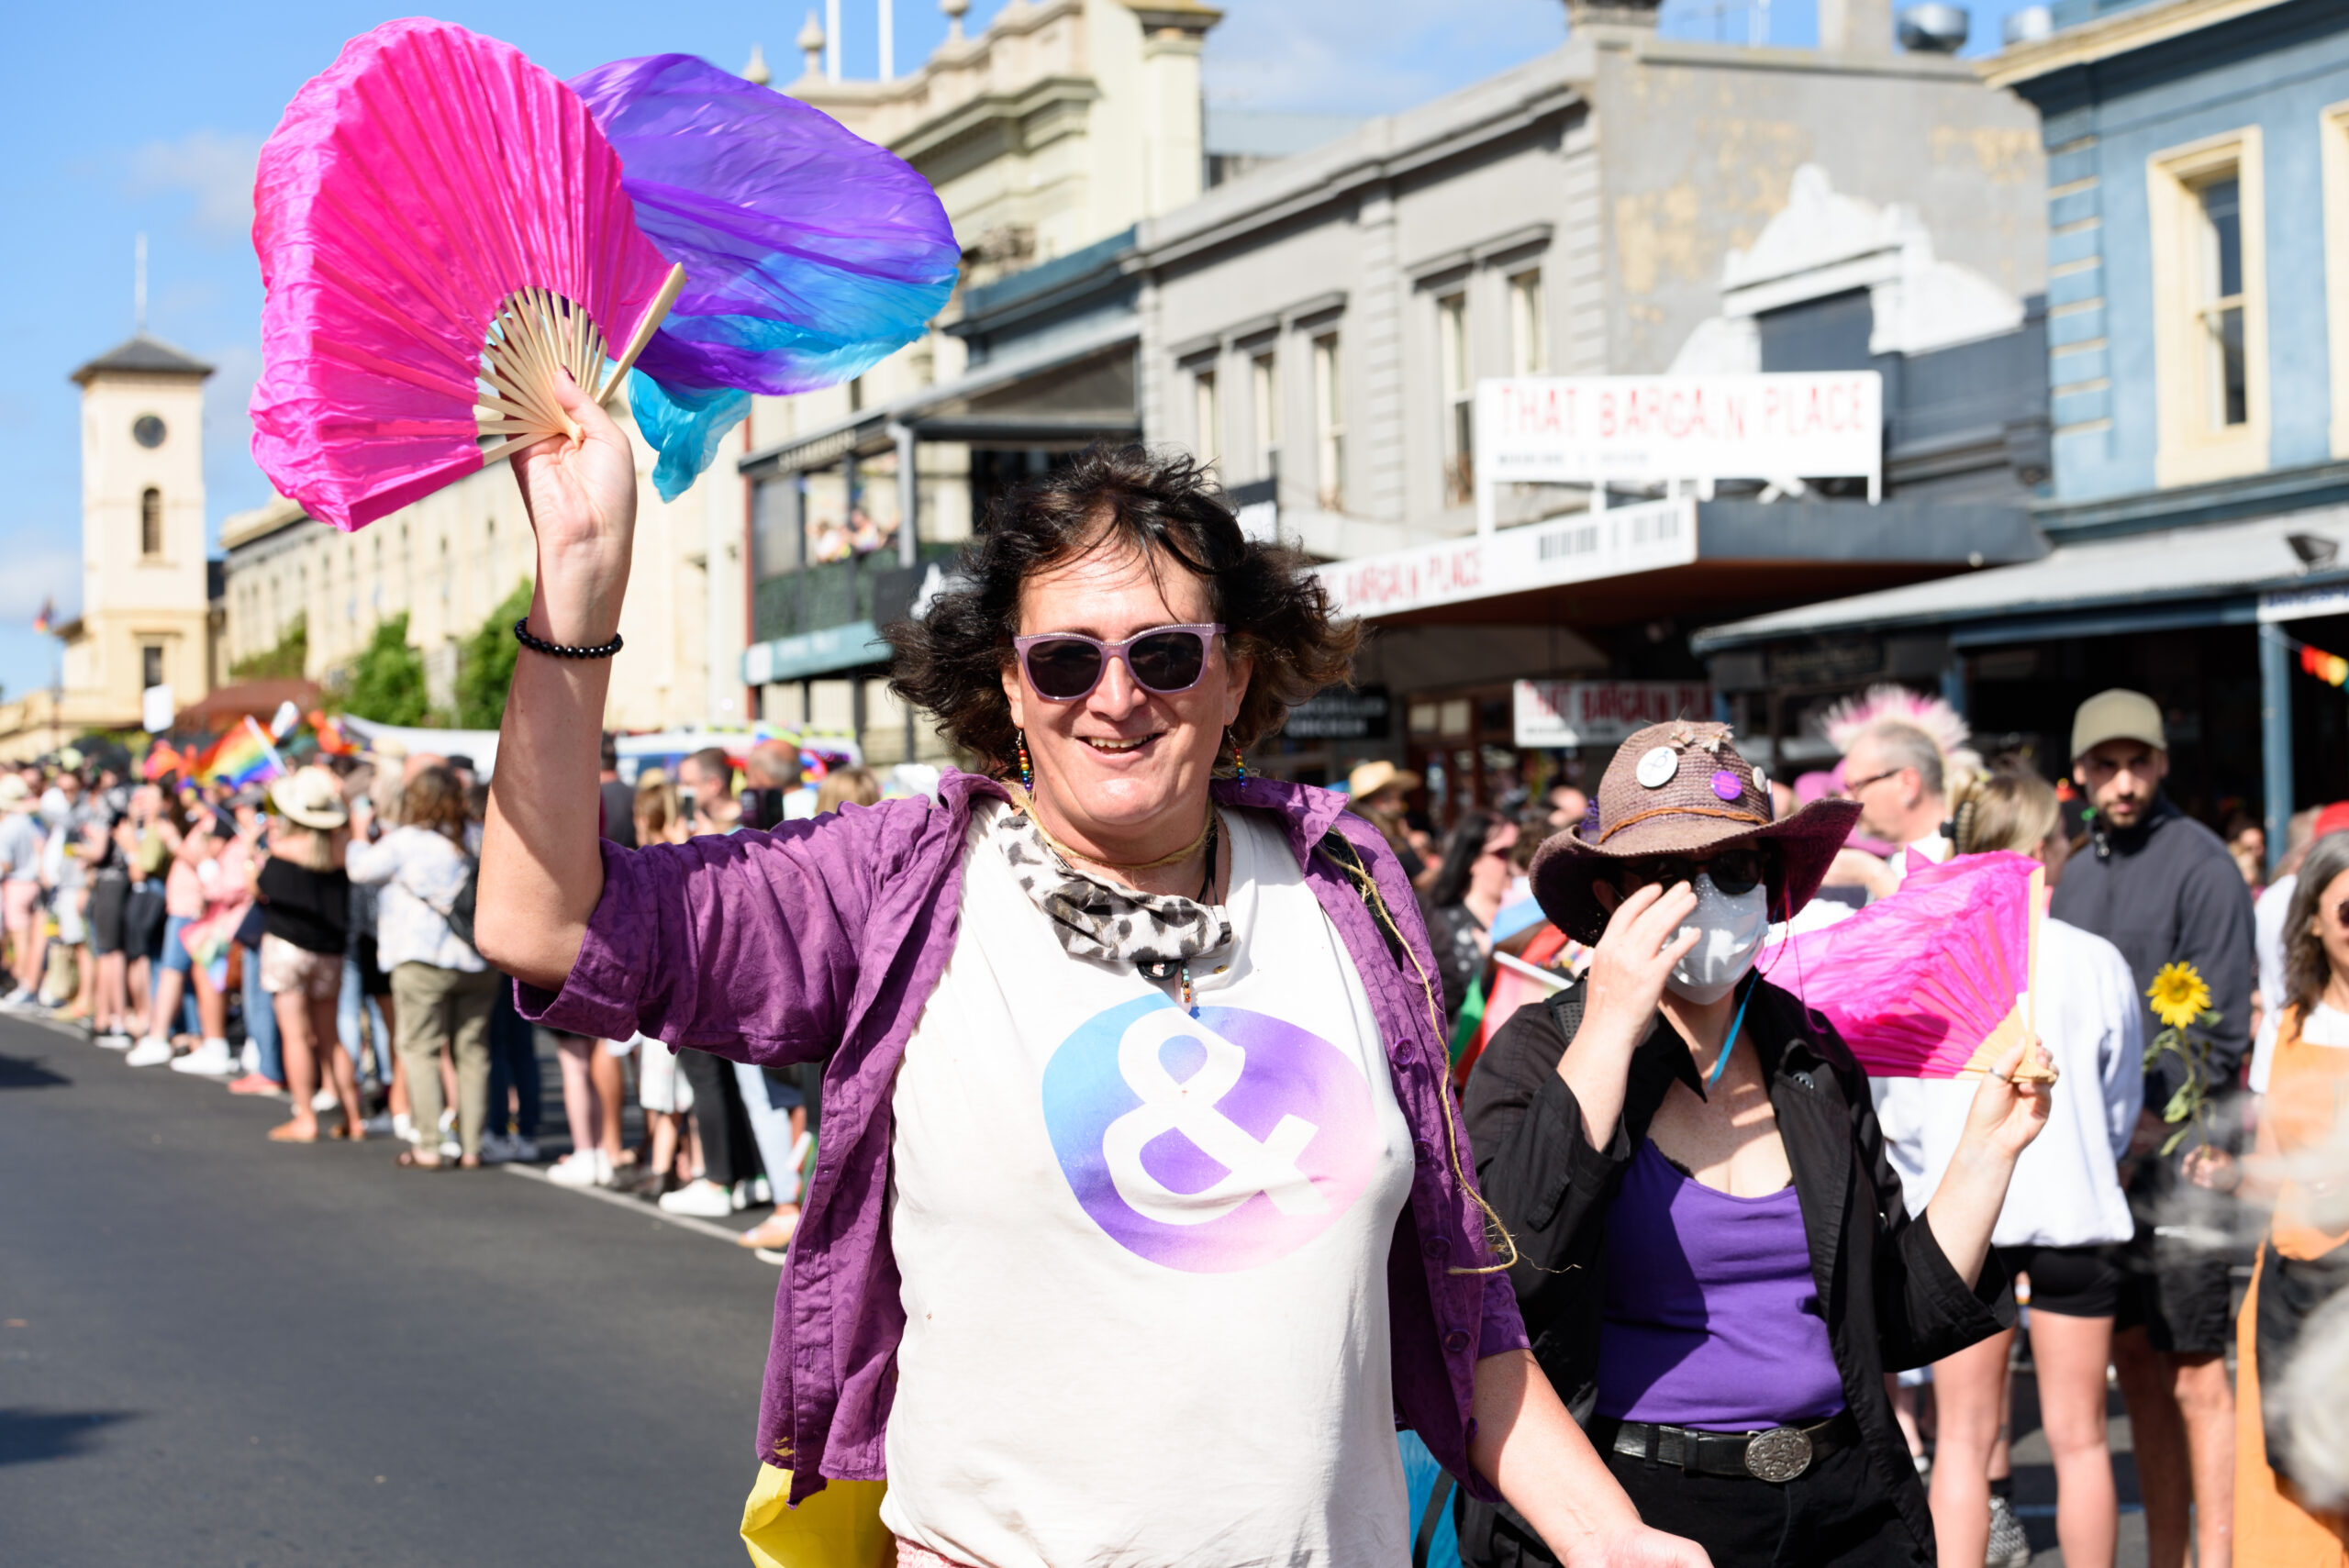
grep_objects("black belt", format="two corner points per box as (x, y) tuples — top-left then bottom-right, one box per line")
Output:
(1592, 1410), (1858, 1483)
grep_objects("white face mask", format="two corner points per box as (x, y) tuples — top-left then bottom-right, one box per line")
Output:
(1664, 873), (1769, 1004)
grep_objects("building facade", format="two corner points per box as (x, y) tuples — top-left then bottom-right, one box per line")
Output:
(1124, 0), (2051, 808)
(1696, 0), (2349, 855)
(733, 0), (1221, 762)
(0, 334), (222, 757)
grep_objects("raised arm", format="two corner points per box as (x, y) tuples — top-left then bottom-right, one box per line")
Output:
(478, 370), (636, 991)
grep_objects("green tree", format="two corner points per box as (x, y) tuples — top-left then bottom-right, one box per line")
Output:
(338, 613), (430, 727)
(455, 579), (535, 730)
(229, 613), (307, 683)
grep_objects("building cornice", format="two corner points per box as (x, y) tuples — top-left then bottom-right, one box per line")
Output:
(1979, 0), (2295, 90)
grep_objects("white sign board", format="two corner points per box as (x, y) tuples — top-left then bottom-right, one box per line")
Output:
(1475, 373), (1883, 531)
(140, 684), (173, 735)
(1318, 497), (1697, 619)
(1514, 680), (1715, 748)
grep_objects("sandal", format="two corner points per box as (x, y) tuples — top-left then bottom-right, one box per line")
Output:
(268, 1122), (319, 1143)
(395, 1149), (445, 1171)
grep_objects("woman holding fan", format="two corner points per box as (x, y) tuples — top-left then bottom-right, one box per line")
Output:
(1464, 722), (2054, 1568)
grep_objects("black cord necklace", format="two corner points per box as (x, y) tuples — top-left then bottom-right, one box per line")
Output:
(1138, 812), (1220, 1018)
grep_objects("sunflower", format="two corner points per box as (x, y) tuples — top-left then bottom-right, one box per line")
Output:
(2148, 962), (2212, 1031)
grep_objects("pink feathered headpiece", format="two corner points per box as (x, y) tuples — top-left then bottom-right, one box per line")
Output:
(1821, 684), (1982, 782)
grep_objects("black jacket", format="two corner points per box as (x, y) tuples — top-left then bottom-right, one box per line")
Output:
(2049, 794), (2254, 1116)
(1457, 976), (2013, 1566)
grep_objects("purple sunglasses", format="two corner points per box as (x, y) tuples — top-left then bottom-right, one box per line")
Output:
(1011, 623), (1226, 702)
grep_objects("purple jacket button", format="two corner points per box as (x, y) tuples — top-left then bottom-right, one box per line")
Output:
(1443, 1329), (1471, 1353)
(1426, 1234), (1452, 1258)
(1413, 1139), (1433, 1163)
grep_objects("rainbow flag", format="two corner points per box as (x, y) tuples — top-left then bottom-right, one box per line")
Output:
(197, 716), (286, 789)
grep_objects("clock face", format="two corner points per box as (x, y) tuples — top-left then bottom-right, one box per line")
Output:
(132, 415), (166, 450)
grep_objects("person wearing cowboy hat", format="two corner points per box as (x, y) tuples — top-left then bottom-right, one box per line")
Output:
(1346, 759), (1432, 886)
(254, 767), (366, 1144)
(1460, 721), (2055, 1568)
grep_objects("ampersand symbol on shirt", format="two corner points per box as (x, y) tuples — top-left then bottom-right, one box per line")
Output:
(1099, 1008), (1329, 1227)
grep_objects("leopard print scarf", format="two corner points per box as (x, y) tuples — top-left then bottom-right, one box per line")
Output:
(982, 798), (1230, 974)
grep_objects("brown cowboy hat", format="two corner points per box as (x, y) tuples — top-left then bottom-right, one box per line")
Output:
(1530, 719), (1862, 945)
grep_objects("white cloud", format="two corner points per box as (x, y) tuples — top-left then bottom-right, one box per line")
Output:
(0, 536), (83, 624)
(1202, 0), (1564, 118)
(128, 129), (264, 243)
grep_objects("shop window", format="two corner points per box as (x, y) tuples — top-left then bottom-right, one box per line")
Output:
(141, 644), (164, 690)
(1251, 350), (1279, 484)
(139, 487), (162, 558)
(1408, 700), (1440, 737)
(1439, 293), (1473, 505)
(2148, 128), (2266, 487)
(1313, 334), (1345, 511)
(1193, 368), (1219, 469)
(1509, 271), (1545, 375)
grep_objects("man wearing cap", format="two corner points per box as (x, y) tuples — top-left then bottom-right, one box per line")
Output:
(2049, 688), (2252, 1568)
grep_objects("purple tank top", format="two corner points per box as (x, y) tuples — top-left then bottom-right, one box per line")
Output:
(1596, 1140), (1846, 1431)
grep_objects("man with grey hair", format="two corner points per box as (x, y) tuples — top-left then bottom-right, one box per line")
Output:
(1841, 717), (1953, 873)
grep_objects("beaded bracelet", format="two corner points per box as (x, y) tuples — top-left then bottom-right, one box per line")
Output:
(511, 617), (624, 660)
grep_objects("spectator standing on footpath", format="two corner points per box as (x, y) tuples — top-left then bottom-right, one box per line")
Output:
(1837, 715), (1956, 898)
(661, 746), (759, 1218)
(2050, 688), (2255, 1568)
(596, 732), (635, 848)
(257, 769), (363, 1143)
(0, 775), (47, 1002)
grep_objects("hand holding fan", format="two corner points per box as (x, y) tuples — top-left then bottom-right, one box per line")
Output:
(250, 19), (686, 530)
(1758, 851), (2055, 1081)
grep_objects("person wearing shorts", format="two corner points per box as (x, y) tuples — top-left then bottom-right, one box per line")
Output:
(0, 775), (46, 999)
(253, 769), (362, 1144)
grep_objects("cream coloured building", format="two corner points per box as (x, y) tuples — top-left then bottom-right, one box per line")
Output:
(0, 334), (221, 755)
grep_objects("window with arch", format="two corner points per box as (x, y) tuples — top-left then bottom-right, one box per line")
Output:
(139, 488), (162, 558)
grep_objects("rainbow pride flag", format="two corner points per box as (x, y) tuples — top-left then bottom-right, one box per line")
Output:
(197, 716), (286, 789)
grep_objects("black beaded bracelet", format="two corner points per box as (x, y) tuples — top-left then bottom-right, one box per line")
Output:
(511, 617), (624, 660)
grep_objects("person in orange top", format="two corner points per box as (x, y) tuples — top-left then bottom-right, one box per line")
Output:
(2190, 830), (2349, 1565)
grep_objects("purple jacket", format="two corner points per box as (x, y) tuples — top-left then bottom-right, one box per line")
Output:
(519, 770), (1527, 1503)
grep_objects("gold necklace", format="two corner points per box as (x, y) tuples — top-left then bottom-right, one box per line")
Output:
(998, 776), (1216, 873)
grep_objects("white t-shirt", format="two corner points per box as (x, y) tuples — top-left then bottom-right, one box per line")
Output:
(1869, 917), (2143, 1249)
(882, 801), (1417, 1568)
(2250, 873), (2296, 1095)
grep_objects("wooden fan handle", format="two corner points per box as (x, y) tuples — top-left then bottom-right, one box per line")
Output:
(596, 263), (687, 406)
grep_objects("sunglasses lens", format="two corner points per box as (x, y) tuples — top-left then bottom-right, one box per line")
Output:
(1125, 631), (1208, 694)
(1708, 851), (1765, 896)
(1023, 639), (1104, 699)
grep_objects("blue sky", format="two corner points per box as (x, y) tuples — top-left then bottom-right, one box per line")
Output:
(0, 0), (2043, 703)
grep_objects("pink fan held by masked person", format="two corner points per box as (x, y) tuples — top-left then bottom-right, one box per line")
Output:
(1759, 851), (2054, 1081)
(249, 18), (687, 531)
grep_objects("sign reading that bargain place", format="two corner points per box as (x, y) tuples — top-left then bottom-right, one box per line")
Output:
(1513, 680), (1715, 749)
(1475, 373), (1883, 529)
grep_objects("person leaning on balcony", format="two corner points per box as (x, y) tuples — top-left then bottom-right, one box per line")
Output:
(475, 373), (1710, 1568)
(1463, 722), (2053, 1568)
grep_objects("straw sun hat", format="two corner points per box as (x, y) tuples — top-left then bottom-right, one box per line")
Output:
(1530, 719), (1861, 946)
(271, 766), (350, 831)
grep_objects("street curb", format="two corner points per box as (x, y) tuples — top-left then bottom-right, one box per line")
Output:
(500, 1162), (774, 1253)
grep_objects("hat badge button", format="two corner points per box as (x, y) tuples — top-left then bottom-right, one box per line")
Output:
(1635, 746), (1679, 789)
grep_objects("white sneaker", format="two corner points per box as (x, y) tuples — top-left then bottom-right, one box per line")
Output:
(546, 1149), (612, 1187)
(393, 1112), (417, 1144)
(172, 1038), (237, 1077)
(125, 1037), (175, 1067)
(94, 1031), (132, 1051)
(240, 1040), (260, 1074)
(439, 1106), (455, 1134)
(750, 1175), (773, 1207)
(312, 1088), (339, 1113)
(659, 1178), (739, 1218)
(440, 1136), (462, 1160)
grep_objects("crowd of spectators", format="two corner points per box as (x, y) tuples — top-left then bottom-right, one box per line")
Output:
(7, 733), (884, 1262)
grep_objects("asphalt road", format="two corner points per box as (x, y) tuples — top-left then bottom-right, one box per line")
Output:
(0, 1012), (782, 1568)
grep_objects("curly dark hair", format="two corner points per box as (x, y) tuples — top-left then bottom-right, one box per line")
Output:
(887, 444), (1360, 775)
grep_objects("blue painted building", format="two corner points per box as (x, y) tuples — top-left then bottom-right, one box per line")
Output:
(1697, 0), (2349, 858)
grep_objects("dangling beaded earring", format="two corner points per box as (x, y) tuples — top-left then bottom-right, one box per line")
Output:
(1015, 728), (1034, 793)
(1228, 732), (1248, 782)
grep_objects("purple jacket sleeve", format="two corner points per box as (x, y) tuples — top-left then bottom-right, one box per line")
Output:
(514, 800), (926, 1063)
(1478, 1268), (1530, 1360)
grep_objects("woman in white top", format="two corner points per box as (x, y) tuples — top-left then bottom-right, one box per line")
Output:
(1916, 771), (2142, 1568)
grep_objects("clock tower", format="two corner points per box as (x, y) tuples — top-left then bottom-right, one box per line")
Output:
(58, 333), (216, 729)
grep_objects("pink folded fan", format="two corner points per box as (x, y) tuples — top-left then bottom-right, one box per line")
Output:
(250, 18), (687, 530)
(1758, 851), (2045, 1079)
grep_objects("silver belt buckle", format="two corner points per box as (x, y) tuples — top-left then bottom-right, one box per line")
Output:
(1743, 1425), (1813, 1482)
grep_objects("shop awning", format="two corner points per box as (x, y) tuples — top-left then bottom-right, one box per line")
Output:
(1319, 495), (2043, 632)
(739, 317), (1141, 479)
(1689, 503), (2349, 654)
